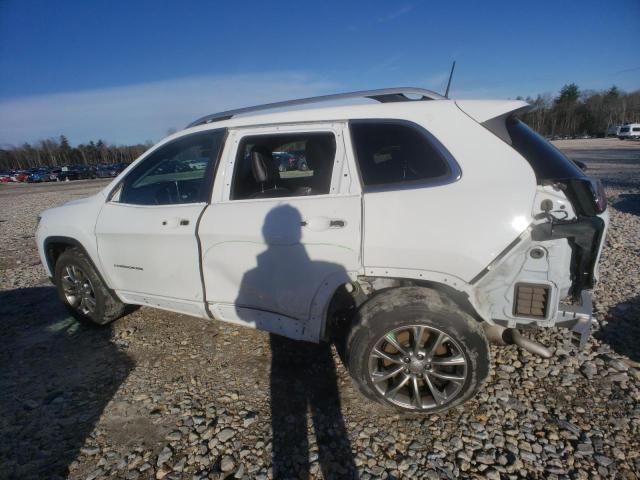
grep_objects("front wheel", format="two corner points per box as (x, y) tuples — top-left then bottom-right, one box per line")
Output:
(54, 247), (128, 325)
(345, 287), (490, 414)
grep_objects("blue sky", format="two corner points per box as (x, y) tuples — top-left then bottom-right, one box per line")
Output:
(1, 0), (638, 146)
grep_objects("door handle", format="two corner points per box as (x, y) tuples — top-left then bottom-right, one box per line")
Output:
(300, 217), (346, 231)
(161, 218), (190, 227)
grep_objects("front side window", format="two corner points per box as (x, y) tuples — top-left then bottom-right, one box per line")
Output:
(231, 132), (336, 200)
(350, 120), (453, 188)
(620, 127), (630, 133)
(118, 130), (224, 205)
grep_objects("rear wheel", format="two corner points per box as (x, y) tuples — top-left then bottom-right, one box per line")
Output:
(54, 247), (127, 325)
(345, 287), (490, 414)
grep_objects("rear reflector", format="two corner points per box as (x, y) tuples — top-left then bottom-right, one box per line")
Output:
(513, 283), (550, 318)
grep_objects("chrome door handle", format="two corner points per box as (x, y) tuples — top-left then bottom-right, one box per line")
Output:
(329, 219), (345, 228)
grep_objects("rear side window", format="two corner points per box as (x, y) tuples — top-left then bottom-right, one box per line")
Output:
(505, 118), (585, 182)
(350, 120), (456, 188)
(633, 127), (640, 132)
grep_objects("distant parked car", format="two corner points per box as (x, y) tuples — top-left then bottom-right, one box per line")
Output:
(96, 165), (117, 178)
(27, 168), (51, 183)
(10, 170), (29, 182)
(95, 163), (129, 178)
(606, 125), (621, 137)
(0, 172), (11, 183)
(48, 169), (62, 181)
(273, 151), (308, 172)
(618, 123), (640, 140)
(58, 165), (96, 181)
(107, 162), (130, 177)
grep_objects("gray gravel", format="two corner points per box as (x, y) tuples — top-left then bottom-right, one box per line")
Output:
(0, 140), (639, 479)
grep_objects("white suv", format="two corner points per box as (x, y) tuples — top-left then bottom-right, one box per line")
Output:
(36, 88), (609, 413)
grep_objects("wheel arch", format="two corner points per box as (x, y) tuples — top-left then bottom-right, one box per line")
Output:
(342, 284), (491, 413)
(324, 276), (486, 342)
(44, 236), (117, 295)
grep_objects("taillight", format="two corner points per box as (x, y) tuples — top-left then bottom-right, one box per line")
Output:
(590, 179), (607, 213)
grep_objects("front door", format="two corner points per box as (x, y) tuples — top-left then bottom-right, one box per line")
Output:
(95, 130), (225, 317)
(198, 123), (362, 341)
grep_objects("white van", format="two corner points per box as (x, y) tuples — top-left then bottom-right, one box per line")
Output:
(618, 123), (640, 139)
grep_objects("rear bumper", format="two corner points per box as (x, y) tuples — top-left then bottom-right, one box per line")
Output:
(556, 290), (593, 349)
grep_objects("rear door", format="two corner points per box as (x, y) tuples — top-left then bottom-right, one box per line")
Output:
(198, 122), (362, 341)
(95, 130), (225, 317)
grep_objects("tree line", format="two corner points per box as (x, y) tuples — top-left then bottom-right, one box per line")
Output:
(1, 83), (639, 171)
(0, 136), (151, 171)
(519, 84), (640, 137)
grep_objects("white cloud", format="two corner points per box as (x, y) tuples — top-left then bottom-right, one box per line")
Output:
(376, 5), (414, 23)
(0, 73), (338, 146)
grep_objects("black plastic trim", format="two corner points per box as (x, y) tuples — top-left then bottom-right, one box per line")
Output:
(195, 205), (214, 319)
(531, 216), (605, 298)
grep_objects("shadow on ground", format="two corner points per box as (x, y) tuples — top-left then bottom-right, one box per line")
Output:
(0, 286), (133, 479)
(613, 193), (640, 216)
(596, 295), (640, 362)
(270, 335), (358, 479)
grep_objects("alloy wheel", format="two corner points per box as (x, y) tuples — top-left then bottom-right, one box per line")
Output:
(61, 264), (97, 316)
(368, 324), (468, 411)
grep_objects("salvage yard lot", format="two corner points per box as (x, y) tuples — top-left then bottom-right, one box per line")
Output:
(1, 138), (639, 479)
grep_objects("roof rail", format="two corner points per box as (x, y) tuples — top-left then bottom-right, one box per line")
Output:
(186, 87), (444, 128)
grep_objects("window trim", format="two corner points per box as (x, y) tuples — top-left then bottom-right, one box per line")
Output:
(107, 129), (227, 206)
(348, 119), (461, 193)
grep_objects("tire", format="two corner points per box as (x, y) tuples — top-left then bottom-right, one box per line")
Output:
(54, 247), (127, 325)
(345, 286), (490, 414)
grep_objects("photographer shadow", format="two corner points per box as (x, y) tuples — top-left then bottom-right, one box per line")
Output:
(235, 205), (358, 479)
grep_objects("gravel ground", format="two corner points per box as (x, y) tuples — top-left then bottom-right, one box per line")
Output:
(0, 139), (639, 480)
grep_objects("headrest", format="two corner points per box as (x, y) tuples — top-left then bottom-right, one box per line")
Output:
(250, 146), (278, 184)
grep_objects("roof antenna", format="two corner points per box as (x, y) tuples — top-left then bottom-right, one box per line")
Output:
(444, 61), (456, 99)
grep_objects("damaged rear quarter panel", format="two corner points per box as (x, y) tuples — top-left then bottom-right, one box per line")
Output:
(471, 234), (573, 327)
